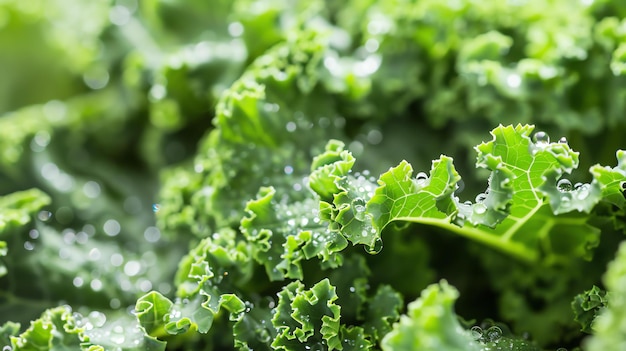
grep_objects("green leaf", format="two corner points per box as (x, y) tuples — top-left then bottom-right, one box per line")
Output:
(0, 321), (20, 347)
(364, 124), (624, 262)
(585, 241), (626, 351)
(271, 279), (342, 351)
(241, 186), (346, 281)
(381, 280), (480, 351)
(135, 291), (174, 335)
(9, 306), (84, 351)
(309, 140), (381, 251)
(572, 285), (608, 334)
(0, 188), (51, 277)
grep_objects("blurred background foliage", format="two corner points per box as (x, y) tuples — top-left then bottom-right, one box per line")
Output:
(1, 0), (626, 349)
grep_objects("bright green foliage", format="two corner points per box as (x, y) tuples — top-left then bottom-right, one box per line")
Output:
(2, 0), (626, 351)
(313, 125), (624, 263)
(0, 189), (50, 277)
(585, 242), (626, 351)
(572, 285), (608, 334)
(381, 280), (480, 351)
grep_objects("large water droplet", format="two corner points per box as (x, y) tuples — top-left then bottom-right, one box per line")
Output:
(88, 311), (107, 328)
(474, 203), (487, 215)
(557, 179), (572, 192)
(486, 326), (502, 341)
(470, 326), (483, 340)
(475, 193), (487, 203)
(3, 345), (13, 351)
(533, 131), (550, 145)
(365, 238), (383, 255)
(37, 210), (52, 221)
(354, 204), (366, 221)
(103, 219), (121, 236)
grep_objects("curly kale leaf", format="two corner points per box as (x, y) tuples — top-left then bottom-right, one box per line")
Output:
(572, 285), (608, 334)
(311, 124), (625, 263)
(585, 241), (626, 351)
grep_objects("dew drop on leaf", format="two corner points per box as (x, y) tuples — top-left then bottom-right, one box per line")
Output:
(475, 193), (487, 203)
(415, 172), (428, 185)
(3, 346), (12, 351)
(470, 326), (483, 340)
(88, 311), (107, 328)
(559, 136), (568, 143)
(365, 238), (383, 254)
(37, 210), (52, 221)
(533, 131), (550, 144)
(474, 203), (487, 215)
(557, 179), (572, 192)
(486, 326), (502, 341)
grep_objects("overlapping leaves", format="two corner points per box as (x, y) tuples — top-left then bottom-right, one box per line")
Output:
(312, 124), (626, 262)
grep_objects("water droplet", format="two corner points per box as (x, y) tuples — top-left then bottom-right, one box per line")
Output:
(29, 229), (39, 239)
(557, 179), (572, 192)
(354, 204), (366, 221)
(30, 130), (51, 152)
(37, 210), (52, 221)
(365, 238), (383, 254)
(475, 193), (487, 203)
(103, 219), (121, 236)
(506, 73), (522, 88)
(474, 203), (487, 215)
(88, 311), (107, 327)
(285, 122), (297, 132)
(83, 66), (110, 90)
(455, 179), (465, 195)
(124, 261), (142, 276)
(23, 241), (35, 251)
(152, 204), (160, 213)
(284, 165), (294, 175)
(110, 253), (124, 267)
(110, 298), (121, 309)
(83, 181), (101, 198)
(3, 345), (13, 351)
(144, 226), (161, 243)
(366, 129), (383, 145)
(228, 21), (244, 37)
(559, 137), (568, 143)
(89, 248), (102, 261)
(73, 277), (84, 287)
(533, 131), (550, 144)
(90, 279), (103, 291)
(486, 326), (502, 341)
(470, 326), (483, 340)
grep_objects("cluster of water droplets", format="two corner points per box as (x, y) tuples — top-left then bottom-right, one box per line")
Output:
(31, 201), (172, 307)
(346, 170), (382, 254)
(470, 325), (503, 344)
